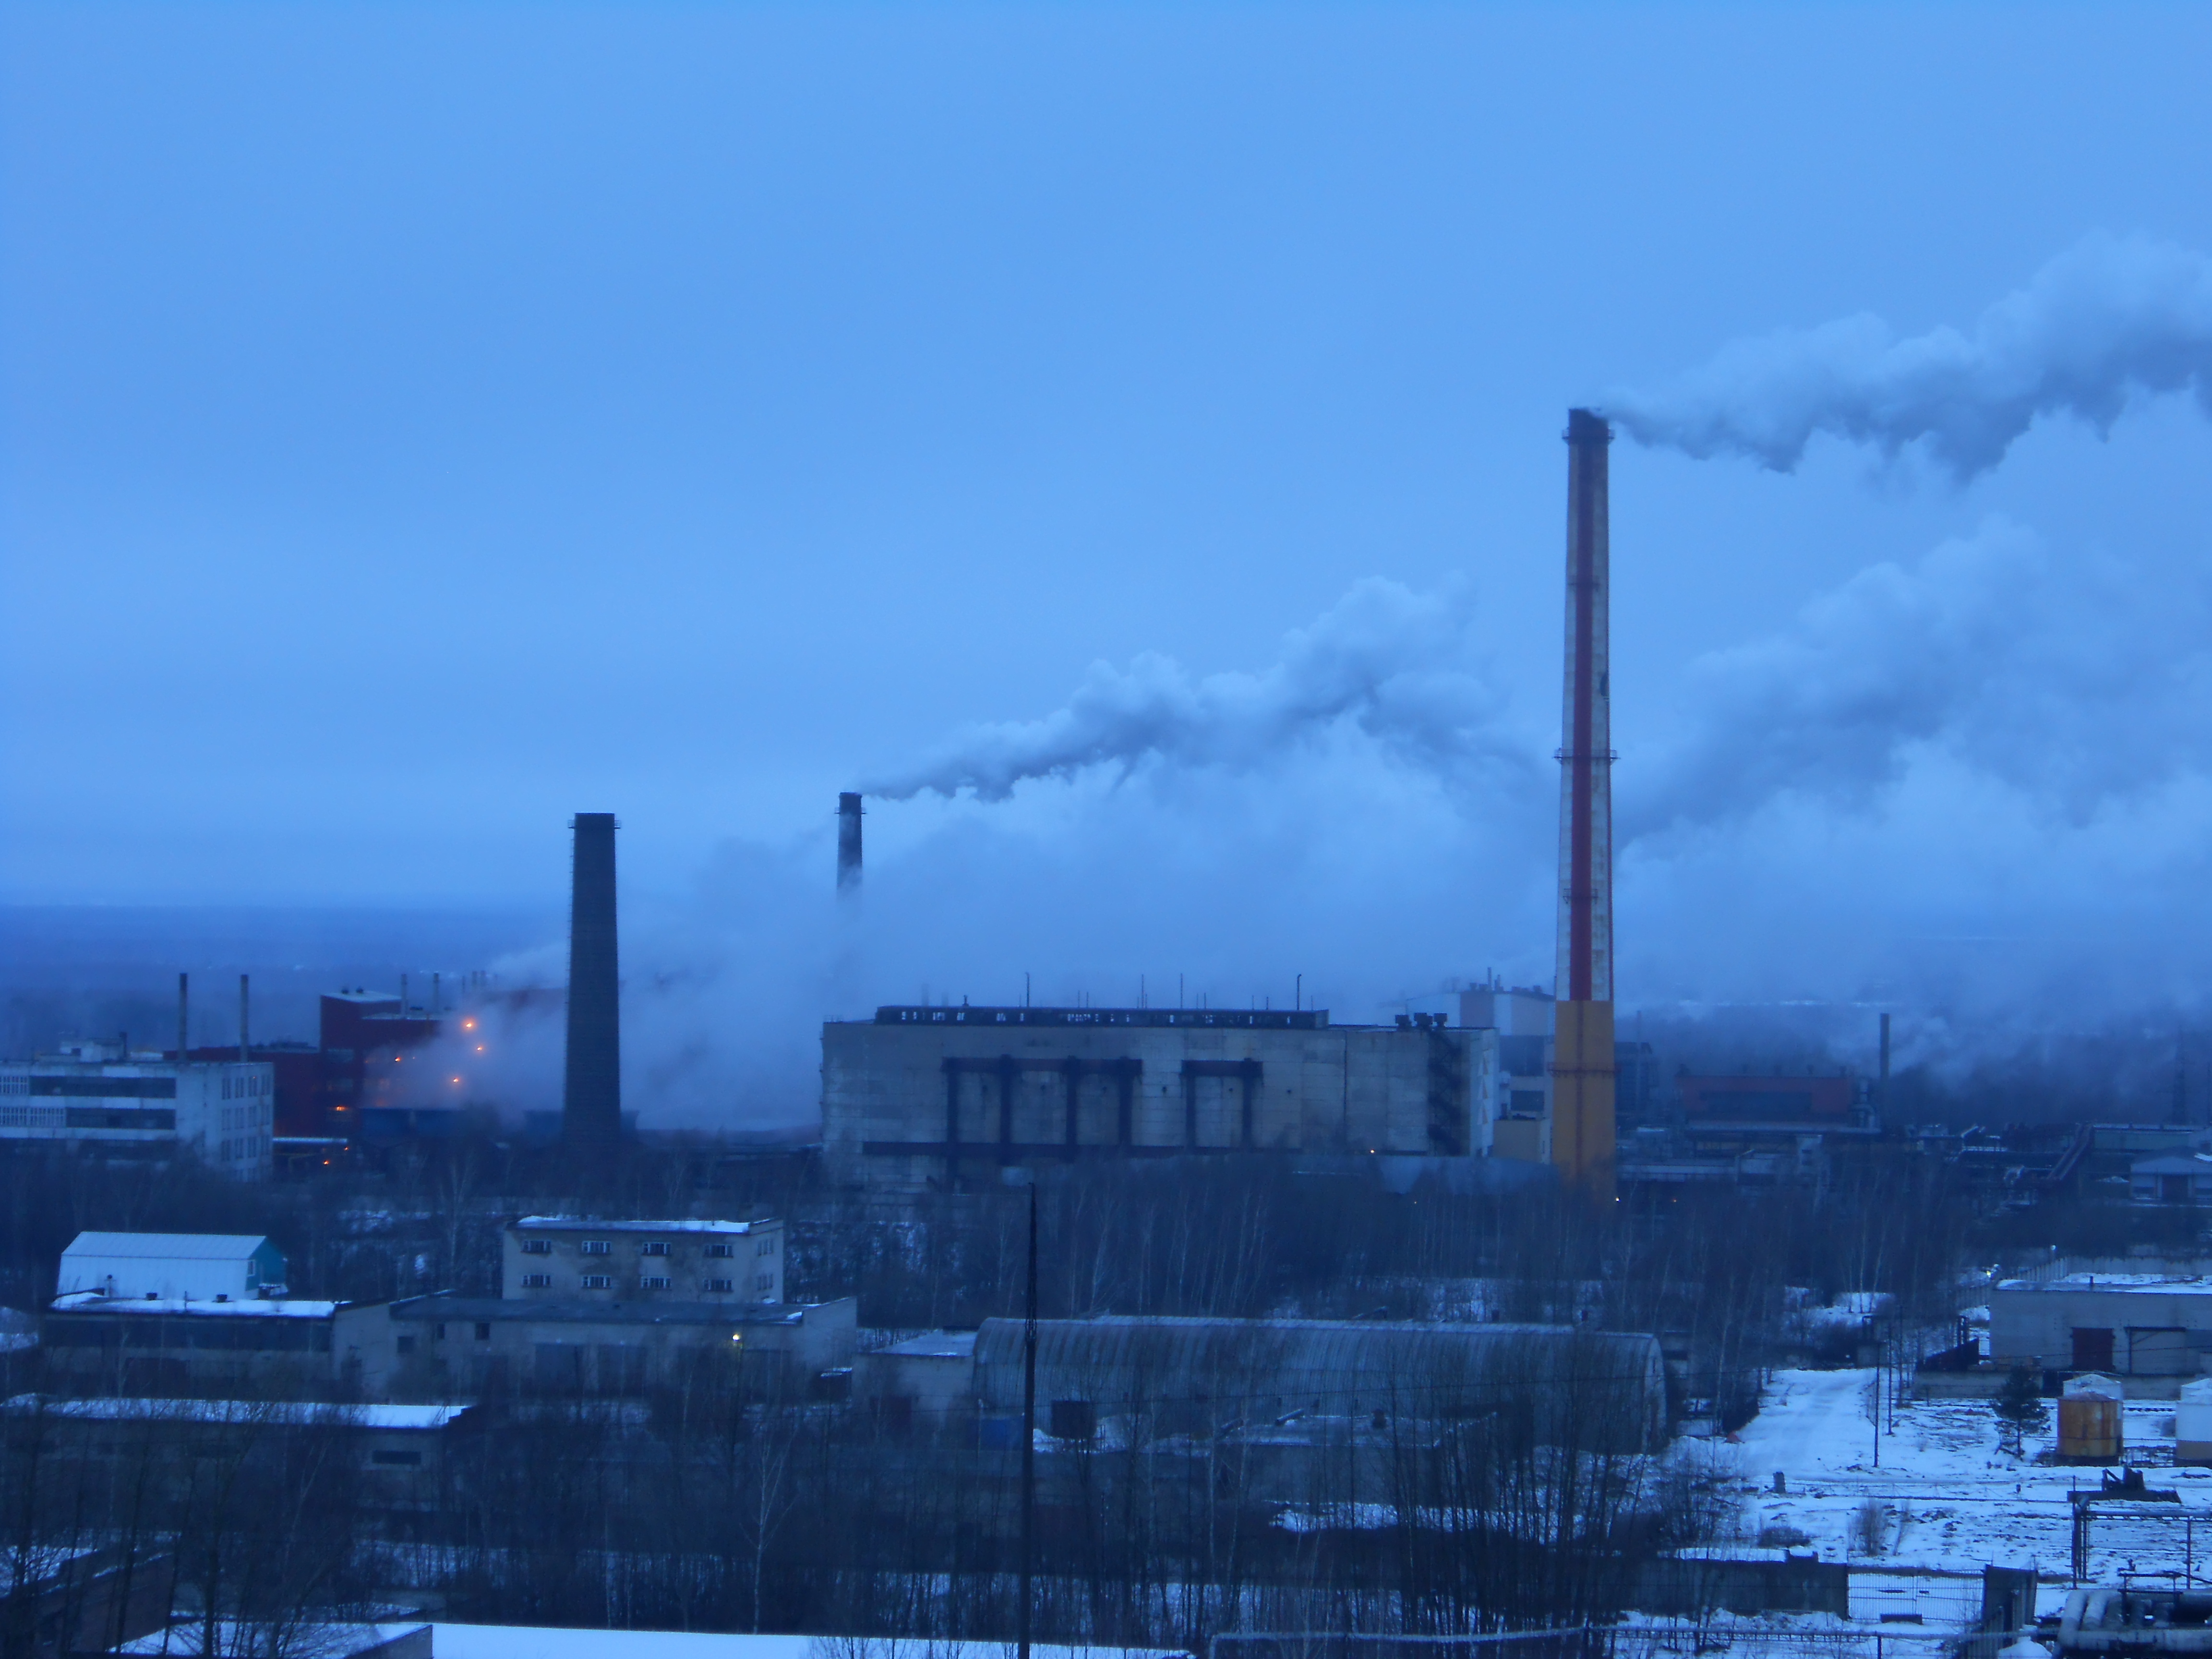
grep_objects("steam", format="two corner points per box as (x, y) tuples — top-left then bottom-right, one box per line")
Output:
(1623, 518), (2212, 840)
(865, 577), (1528, 801)
(1606, 233), (2212, 477)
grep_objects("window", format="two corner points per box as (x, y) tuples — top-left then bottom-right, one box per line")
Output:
(580, 1240), (612, 1256)
(756, 1274), (773, 1291)
(758, 1238), (775, 1256)
(700, 1278), (733, 1294)
(638, 1240), (669, 1257)
(704, 1243), (733, 1259)
(520, 1239), (551, 1255)
(639, 1275), (671, 1290)
(396, 1334), (417, 1356)
(435, 1322), (448, 1340)
(579, 1274), (613, 1290)
(370, 1448), (423, 1467)
(520, 1273), (552, 1289)
(475, 1322), (492, 1341)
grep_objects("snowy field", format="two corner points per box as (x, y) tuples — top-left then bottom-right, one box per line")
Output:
(1705, 1368), (2212, 1612)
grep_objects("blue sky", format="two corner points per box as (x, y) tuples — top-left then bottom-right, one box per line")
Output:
(7, 4), (2212, 1111)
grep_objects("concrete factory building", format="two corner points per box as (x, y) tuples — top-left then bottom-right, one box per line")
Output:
(1990, 1274), (2212, 1385)
(822, 1004), (1497, 1189)
(0, 1041), (273, 1179)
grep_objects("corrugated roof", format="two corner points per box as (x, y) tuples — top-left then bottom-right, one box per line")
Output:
(62, 1231), (271, 1261)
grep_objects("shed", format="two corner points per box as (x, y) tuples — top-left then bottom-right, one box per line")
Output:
(57, 1232), (287, 1302)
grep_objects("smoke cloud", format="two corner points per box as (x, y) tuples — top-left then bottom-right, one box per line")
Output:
(1605, 233), (2212, 477)
(1623, 517), (2212, 842)
(864, 577), (1530, 801)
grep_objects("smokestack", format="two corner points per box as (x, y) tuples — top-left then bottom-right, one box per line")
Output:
(1550, 409), (1617, 1199)
(838, 793), (864, 892)
(239, 974), (250, 1063)
(177, 973), (188, 1061)
(563, 813), (623, 1145)
(1878, 1011), (1892, 1115)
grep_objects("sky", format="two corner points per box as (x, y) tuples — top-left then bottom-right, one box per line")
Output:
(7, 3), (2212, 1123)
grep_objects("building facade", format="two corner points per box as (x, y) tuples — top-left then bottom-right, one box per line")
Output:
(0, 1042), (272, 1179)
(1991, 1275), (2212, 1385)
(58, 1232), (288, 1301)
(822, 1006), (1497, 1190)
(504, 1216), (785, 1304)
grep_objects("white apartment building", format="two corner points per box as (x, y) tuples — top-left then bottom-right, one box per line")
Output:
(0, 1040), (273, 1180)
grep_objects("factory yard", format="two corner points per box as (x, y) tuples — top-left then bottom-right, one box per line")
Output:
(1701, 1368), (2212, 1626)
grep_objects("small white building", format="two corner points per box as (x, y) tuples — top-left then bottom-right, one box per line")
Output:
(58, 1231), (289, 1302)
(0, 1040), (273, 1179)
(504, 1216), (784, 1304)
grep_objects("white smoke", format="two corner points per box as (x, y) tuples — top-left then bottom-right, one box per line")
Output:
(1623, 517), (2212, 842)
(1605, 233), (2212, 477)
(864, 577), (1532, 801)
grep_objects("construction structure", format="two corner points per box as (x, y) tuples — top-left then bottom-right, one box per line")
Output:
(563, 812), (623, 1146)
(1552, 408), (1617, 1198)
(820, 1005), (1497, 1190)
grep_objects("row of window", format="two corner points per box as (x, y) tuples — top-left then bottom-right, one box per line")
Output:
(221, 1072), (267, 1101)
(517, 1272), (771, 1293)
(519, 1237), (773, 1258)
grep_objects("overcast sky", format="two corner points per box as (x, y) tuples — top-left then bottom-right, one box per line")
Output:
(7, 3), (2212, 1113)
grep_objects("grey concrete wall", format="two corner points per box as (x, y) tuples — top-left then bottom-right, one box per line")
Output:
(1991, 1284), (2212, 1372)
(822, 1018), (1495, 1189)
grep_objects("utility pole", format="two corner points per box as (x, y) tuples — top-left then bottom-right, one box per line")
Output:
(1020, 1178), (1038, 1659)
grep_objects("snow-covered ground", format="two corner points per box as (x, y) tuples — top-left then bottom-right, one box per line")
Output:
(1706, 1368), (2212, 1615)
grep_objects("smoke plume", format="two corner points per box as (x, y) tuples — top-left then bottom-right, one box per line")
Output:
(864, 577), (1529, 801)
(1623, 517), (2212, 842)
(1605, 233), (2212, 477)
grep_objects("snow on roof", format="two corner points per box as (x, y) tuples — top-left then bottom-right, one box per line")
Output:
(432, 1629), (1183, 1659)
(122, 1620), (430, 1655)
(49, 1292), (343, 1317)
(514, 1216), (768, 1235)
(878, 1331), (979, 1358)
(63, 1231), (270, 1262)
(7, 1396), (469, 1430)
(1996, 1274), (2212, 1294)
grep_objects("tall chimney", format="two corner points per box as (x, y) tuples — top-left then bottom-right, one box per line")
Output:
(239, 973), (251, 1063)
(563, 813), (623, 1145)
(1878, 1011), (1892, 1118)
(177, 972), (189, 1061)
(837, 793), (864, 893)
(1550, 409), (1617, 1199)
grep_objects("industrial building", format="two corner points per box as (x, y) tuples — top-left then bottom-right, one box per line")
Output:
(0, 1041), (273, 1179)
(820, 1004), (1497, 1190)
(58, 1231), (288, 1301)
(363, 1292), (854, 1398)
(42, 1289), (386, 1392)
(1990, 1274), (2212, 1389)
(854, 1314), (1668, 1454)
(504, 1215), (784, 1304)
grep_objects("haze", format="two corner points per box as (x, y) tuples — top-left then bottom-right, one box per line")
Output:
(7, 3), (2212, 1123)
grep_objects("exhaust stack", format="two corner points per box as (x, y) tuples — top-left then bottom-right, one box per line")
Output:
(1551, 409), (1617, 1199)
(239, 974), (251, 1063)
(838, 793), (864, 893)
(563, 813), (624, 1145)
(177, 973), (188, 1061)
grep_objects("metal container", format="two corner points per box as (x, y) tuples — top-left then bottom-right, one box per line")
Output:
(2060, 1374), (2125, 1463)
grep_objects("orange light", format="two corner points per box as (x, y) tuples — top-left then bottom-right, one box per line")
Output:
(463, 1019), (476, 1031)
(475, 1045), (485, 1053)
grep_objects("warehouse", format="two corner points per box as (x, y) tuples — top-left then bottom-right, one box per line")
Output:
(1989, 1274), (2212, 1389)
(822, 1005), (1497, 1190)
(967, 1314), (1668, 1452)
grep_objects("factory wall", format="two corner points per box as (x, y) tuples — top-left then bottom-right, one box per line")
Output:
(821, 1007), (1495, 1189)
